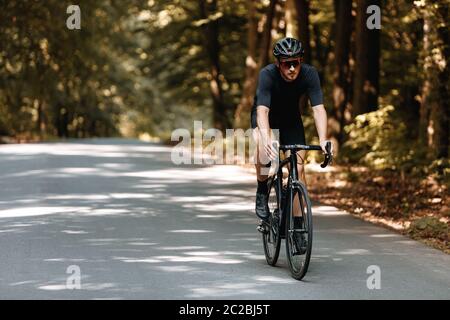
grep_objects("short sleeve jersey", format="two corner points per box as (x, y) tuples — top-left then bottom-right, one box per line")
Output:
(251, 63), (323, 129)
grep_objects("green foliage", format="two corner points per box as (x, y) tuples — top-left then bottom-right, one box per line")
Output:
(0, 0), (146, 139)
(428, 158), (450, 187)
(341, 105), (427, 172)
(0, 0), (447, 167)
(137, 0), (248, 137)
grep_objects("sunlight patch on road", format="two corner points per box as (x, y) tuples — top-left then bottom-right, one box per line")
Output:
(38, 283), (116, 291)
(153, 255), (243, 264)
(168, 229), (214, 233)
(38, 284), (67, 291)
(127, 242), (158, 246)
(207, 189), (255, 197)
(181, 250), (263, 262)
(184, 251), (220, 256)
(46, 194), (109, 200)
(157, 246), (206, 251)
(0, 206), (82, 218)
(97, 163), (133, 170)
(370, 234), (402, 238)
(5, 223), (33, 227)
(4, 169), (46, 177)
(61, 230), (89, 234)
(154, 265), (198, 272)
(336, 248), (371, 255)
(109, 193), (152, 199)
(113, 257), (162, 263)
(10, 280), (39, 286)
(44, 258), (86, 262)
(45, 193), (152, 201)
(313, 205), (348, 216)
(60, 168), (98, 174)
(131, 183), (167, 189)
(171, 196), (227, 202)
(123, 165), (253, 184)
(253, 276), (295, 284)
(196, 214), (229, 219)
(77, 208), (130, 216)
(183, 202), (252, 212)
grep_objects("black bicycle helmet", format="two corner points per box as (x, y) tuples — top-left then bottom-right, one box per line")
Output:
(273, 37), (304, 59)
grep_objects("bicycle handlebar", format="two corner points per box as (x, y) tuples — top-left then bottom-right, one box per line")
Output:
(277, 141), (333, 168)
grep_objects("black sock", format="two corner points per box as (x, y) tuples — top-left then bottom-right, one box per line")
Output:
(294, 217), (304, 229)
(257, 179), (268, 194)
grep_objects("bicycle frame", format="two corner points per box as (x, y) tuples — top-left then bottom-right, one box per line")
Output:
(261, 141), (332, 279)
(272, 142), (330, 236)
(273, 151), (301, 237)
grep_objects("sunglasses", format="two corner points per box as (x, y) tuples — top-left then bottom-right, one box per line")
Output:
(280, 59), (300, 69)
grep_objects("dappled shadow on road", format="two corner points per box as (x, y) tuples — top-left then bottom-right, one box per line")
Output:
(0, 139), (292, 298)
(1, 139), (448, 299)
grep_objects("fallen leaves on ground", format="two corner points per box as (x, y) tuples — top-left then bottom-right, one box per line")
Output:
(307, 165), (449, 253)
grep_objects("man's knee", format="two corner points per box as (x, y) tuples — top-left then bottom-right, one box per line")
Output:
(297, 152), (305, 175)
(296, 151), (306, 165)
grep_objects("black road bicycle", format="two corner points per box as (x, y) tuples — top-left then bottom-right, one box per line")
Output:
(258, 141), (332, 280)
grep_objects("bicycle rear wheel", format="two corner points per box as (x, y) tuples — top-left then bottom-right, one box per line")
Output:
(285, 183), (313, 280)
(262, 177), (281, 266)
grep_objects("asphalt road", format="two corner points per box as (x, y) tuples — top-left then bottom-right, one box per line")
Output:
(0, 138), (448, 299)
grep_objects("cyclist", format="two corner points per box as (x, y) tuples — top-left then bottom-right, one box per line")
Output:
(252, 37), (332, 244)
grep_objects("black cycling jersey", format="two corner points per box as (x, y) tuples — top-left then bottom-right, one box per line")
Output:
(251, 63), (323, 145)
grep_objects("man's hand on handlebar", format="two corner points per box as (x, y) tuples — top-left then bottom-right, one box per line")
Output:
(320, 140), (333, 168)
(320, 140), (333, 155)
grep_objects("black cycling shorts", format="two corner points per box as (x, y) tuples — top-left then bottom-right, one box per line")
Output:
(251, 111), (306, 145)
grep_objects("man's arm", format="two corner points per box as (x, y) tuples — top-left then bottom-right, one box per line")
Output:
(312, 104), (331, 153)
(255, 69), (277, 160)
(257, 106), (277, 160)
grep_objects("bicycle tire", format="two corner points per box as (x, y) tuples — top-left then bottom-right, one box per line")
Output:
(285, 183), (313, 280)
(262, 177), (282, 266)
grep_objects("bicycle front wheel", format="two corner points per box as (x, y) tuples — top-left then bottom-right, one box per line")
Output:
(262, 177), (282, 266)
(285, 183), (313, 280)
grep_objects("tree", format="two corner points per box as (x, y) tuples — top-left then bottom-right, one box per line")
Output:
(416, 0), (449, 159)
(233, 0), (257, 128)
(199, 0), (231, 132)
(0, 0), (144, 140)
(329, 0), (352, 149)
(352, 0), (380, 117)
(258, 0), (278, 69)
(294, 0), (312, 64)
(234, 0), (278, 127)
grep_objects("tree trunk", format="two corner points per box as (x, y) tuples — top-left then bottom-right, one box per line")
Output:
(199, 0), (230, 131)
(258, 0), (278, 68)
(294, 0), (312, 64)
(419, 1), (449, 158)
(36, 99), (47, 140)
(55, 104), (69, 138)
(233, 0), (258, 127)
(419, 6), (432, 148)
(285, 0), (298, 38)
(329, 0), (352, 150)
(434, 2), (449, 159)
(352, 0), (380, 117)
